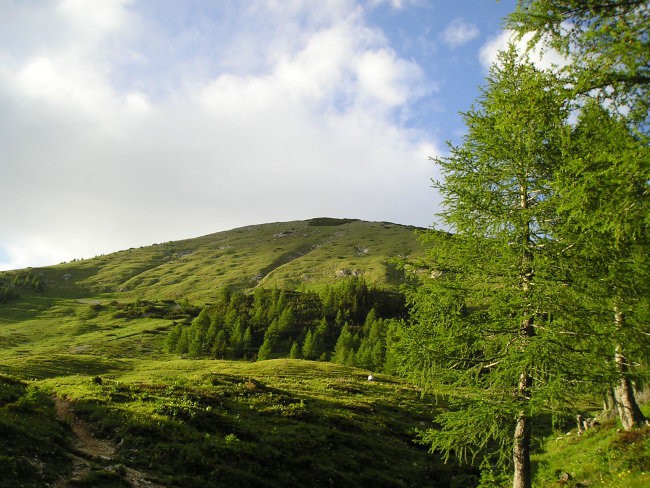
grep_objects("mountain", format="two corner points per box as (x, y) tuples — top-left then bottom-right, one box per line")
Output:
(6, 218), (424, 303)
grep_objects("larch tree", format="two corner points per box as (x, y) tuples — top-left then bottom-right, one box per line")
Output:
(401, 46), (578, 488)
(508, 0), (650, 429)
(556, 101), (649, 429)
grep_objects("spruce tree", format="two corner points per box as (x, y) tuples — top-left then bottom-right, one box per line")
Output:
(212, 330), (228, 359)
(176, 327), (190, 355)
(230, 319), (246, 358)
(289, 341), (301, 359)
(509, 0), (650, 430)
(332, 324), (355, 365)
(257, 319), (280, 361)
(355, 336), (372, 370)
(165, 323), (183, 353)
(301, 330), (317, 360)
(508, 0), (649, 121)
(242, 326), (253, 359)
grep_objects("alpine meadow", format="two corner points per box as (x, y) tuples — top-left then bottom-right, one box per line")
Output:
(1, 1), (649, 488)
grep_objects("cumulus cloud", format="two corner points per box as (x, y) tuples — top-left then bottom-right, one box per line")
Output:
(0, 0), (440, 270)
(479, 29), (568, 72)
(441, 19), (479, 49)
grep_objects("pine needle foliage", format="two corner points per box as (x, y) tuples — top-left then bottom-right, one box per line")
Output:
(400, 46), (594, 487)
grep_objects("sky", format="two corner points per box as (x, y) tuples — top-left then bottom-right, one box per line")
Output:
(0, 0), (526, 271)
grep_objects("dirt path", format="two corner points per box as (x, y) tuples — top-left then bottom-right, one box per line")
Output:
(53, 397), (165, 488)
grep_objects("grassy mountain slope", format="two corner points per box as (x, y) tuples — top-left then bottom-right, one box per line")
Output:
(0, 218), (424, 363)
(8, 218), (423, 303)
(0, 218), (450, 487)
(1, 218), (647, 487)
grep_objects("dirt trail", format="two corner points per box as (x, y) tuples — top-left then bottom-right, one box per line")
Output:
(53, 397), (165, 488)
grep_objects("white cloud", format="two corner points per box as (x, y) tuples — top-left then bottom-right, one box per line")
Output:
(0, 0), (441, 270)
(441, 19), (479, 49)
(368, 0), (405, 9)
(479, 29), (568, 72)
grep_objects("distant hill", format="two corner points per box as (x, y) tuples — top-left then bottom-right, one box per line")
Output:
(3, 218), (425, 302)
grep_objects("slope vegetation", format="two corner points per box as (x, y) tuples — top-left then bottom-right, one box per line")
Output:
(4, 218), (422, 303)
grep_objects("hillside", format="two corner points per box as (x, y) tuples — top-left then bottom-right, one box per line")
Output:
(0, 218), (451, 488)
(1, 218), (423, 303)
(0, 218), (425, 364)
(0, 358), (475, 488)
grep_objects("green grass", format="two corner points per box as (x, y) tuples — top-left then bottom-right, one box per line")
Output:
(531, 406), (650, 488)
(7, 219), (425, 303)
(1, 218), (648, 487)
(22, 358), (471, 487)
(0, 375), (69, 488)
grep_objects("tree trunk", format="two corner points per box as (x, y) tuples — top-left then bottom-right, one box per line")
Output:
(513, 182), (533, 488)
(513, 371), (532, 488)
(603, 388), (615, 413)
(613, 307), (646, 430)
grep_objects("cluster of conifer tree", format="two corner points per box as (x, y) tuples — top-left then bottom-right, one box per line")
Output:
(164, 277), (404, 372)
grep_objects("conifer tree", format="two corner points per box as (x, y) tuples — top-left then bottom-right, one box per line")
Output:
(332, 324), (355, 365)
(355, 336), (372, 370)
(313, 318), (329, 355)
(301, 330), (318, 360)
(289, 341), (301, 359)
(165, 323), (183, 353)
(205, 316), (223, 351)
(556, 102), (649, 429)
(508, 0), (649, 121)
(508, 0), (650, 431)
(403, 46), (575, 488)
(176, 327), (190, 355)
(212, 330), (228, 359)
(257, 319), (280, 361)
(188, 329), (204, 358)
(242, 326), (253, 359)
(230, 319), (246, 358)
(277, 307), (296, 335)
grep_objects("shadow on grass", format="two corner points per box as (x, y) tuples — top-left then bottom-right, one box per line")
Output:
(0, 354), (132, 380)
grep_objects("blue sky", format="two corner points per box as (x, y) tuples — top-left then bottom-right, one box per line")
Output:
(0, 0), (520, 270)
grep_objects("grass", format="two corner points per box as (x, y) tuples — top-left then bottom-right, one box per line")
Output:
(21, 358), (471, 487)
(1, 218), (648, 487)
(0, 375), (69, 488)
(8, 219), (425, 303)
(530, 405), (650, 488)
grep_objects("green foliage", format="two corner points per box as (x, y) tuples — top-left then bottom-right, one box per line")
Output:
(332, 324), (356, 366)
(165, 279), (406, 371)
(508, 0), (649, 122)
(401, 47), (592, 486)
(288, 341), (301, 359)
(0, 270), (45, 303)
(508, 0), (649, 431)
